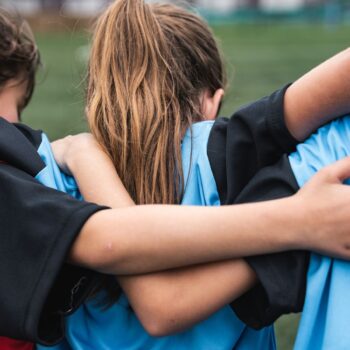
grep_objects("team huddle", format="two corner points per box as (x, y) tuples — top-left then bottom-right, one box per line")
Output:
(2, 1), (350, 349)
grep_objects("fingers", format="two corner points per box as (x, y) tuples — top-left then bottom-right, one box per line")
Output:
(321, 156), (350, 183)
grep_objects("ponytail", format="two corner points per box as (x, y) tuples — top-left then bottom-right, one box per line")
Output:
(87, 0), (226, 205)
(87, 0), (226, 304)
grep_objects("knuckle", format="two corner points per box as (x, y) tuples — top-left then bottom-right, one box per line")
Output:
(315, 168), (328, 180)
(320, 166), (334, 179)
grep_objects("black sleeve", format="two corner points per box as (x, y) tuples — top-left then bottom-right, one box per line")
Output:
(208, 84), (298, 205)
(0, 164), (106, 345)
(207, 86), (309, 329)
(230, 155), (309, 329)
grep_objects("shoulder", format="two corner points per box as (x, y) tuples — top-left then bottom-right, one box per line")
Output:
(14, 122), (43, 149)
(34, 133), (80, 196)
(0, 118), (45, 176)
(8, 118), (79, 196)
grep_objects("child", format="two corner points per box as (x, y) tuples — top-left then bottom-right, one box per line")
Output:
(213, 85), (350, 348)
(0, 2), (349, 348)
(0, 19), (345, 350)
(1, 114), (347, 350)
(0, 7), (40, 350)
(40, 1), (350, 349)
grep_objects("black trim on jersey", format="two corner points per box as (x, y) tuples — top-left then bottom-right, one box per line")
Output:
(0, 117), (44, 176)
(38, 265), (102, 344)
(0, 118), (109, 344)
(207, 85), (308, 329)
(14, 122), (43, 151)
(208, 84), (296, 206)
(232, 155), (307, 328)
(0, 164), (106, 345)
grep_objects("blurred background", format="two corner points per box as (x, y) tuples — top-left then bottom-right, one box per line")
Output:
(2, 0), (350, 348)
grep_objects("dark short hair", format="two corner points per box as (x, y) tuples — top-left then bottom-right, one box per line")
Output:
(0, 8), (41, 109)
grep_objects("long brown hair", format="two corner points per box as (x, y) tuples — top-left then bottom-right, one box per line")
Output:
(87, 0), (226, 206)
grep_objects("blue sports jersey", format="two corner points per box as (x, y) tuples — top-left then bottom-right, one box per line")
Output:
(289, 116), (350, 350)
(36, 121), (275, 350)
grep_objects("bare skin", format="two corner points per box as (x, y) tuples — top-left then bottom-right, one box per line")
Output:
(61, 140), (350, 336)
(70, 164), (350, 272)
(285, 47), (350, 141)
(0, 79), (27, 122)
(53, 48), (350, 335)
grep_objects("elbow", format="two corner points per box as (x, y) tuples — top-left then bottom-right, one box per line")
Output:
(142, 319), (169, 337)
(141, 315), (181, 338)
(136, 305), (185, 337)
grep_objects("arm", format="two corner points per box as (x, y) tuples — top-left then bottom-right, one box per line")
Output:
(119, 261), (255, 336)
(229, 115), (350, 329)
(70, 157), (350, 271)
(53, 135), (258, 334)
(55, 136), (350, 334)
(231, 155), (306, 328)
(106, 48), (350, 333)
(209, 48), (350, 205)
(285, 48), (350, 140)
(53, 135), (310, 274)
(201, 49), (350, 328)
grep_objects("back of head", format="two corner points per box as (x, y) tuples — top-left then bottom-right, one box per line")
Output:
(87, 0), (226, 204)
(0, 8), (41, 110)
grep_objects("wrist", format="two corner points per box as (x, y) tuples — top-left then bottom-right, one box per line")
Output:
(273, 195), (307, 251)
(284, 194), (316, 251)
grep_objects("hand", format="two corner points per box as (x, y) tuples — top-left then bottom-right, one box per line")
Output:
(294, 156), (350, 259)
(52, 133), (133, 207)
(51, 133), (102, 175)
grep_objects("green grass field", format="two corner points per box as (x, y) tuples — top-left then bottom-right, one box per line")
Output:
(23, 23), (350, 349)
(26, 23), (350, 140)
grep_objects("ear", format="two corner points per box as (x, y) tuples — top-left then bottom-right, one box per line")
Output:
(202, 89), (224, 121)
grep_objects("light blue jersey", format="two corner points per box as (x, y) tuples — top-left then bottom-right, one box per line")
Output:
(289, 116), (350, 350)
(36, 121), (275, 350)
(35, 133), (82, 199)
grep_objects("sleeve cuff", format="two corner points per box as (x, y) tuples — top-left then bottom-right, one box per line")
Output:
(267, 83), (299, 153)
(231, 250), (309, 329)
(25, 203), (107, 345)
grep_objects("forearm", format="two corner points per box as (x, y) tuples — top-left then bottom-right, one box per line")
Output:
(285, 48), (350, 140)
(71, 154), (350, 275)
(70, 197), (304, 275)
(68, 140), (134, 208)
(60, 135), (298, 273)
(66, 142), (258, 333)
(118, 259), (256, 336)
